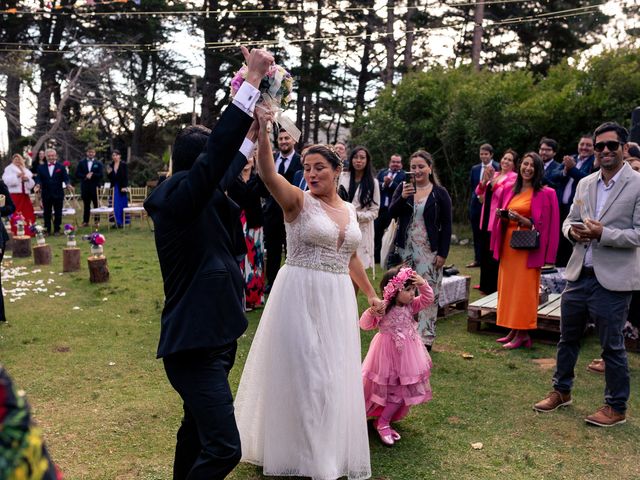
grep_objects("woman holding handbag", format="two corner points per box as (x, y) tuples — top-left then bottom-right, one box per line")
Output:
(490, 152), (560, 349)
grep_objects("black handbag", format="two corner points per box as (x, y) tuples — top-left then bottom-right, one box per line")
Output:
(510, 225), (540, 250)
(386, 248), (403, 269)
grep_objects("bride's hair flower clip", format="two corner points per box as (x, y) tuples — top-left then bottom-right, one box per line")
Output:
(382, 267), (416, 302)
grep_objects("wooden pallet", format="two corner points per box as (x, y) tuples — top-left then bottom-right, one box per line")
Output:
(438, 275), (471, 318)
(467, 292), (562, 333)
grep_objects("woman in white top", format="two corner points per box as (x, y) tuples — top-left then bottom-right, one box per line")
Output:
(339, 146), (380, 273)
(2, 154), (36, 234)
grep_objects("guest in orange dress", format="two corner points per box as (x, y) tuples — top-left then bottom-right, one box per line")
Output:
(490, 152), (560, 349)
(2, 154), (36, 236)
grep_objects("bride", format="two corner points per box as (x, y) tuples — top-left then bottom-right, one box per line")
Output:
(234, 107), (381, 480)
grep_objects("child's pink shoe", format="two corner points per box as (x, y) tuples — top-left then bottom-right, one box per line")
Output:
(389, 427), (401, 441)
(376, 424), (395, 446)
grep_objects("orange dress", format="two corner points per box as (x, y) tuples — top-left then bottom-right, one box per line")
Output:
(496, 189), (540, 330)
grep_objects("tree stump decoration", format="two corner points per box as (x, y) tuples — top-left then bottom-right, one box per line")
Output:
(12, 236), (31, 258)
(88, 256), (109, 283)
(62, 247), (81, 272)
(33, 244), (52, 265)
(5, 232), (13, 252)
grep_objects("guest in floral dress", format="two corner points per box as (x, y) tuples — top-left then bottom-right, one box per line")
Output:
(228, 156), (265, 310)
(388, 150), (452, 350)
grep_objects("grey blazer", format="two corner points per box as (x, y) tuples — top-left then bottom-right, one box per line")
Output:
(562, 162), (640, 291)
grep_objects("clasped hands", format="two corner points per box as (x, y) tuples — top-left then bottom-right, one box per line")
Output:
(570, 219), (602, 243)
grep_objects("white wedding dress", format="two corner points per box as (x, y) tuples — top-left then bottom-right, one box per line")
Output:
(235, 191), (371, 480)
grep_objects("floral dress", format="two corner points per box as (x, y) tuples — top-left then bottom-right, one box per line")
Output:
(398, 197), (443, 347)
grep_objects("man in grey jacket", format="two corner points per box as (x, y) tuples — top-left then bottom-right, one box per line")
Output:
(533, 121), (640, 427)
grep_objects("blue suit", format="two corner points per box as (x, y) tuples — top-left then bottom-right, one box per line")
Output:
(542, 159), (564, 193)
(468, 160), (499, 263)
(292, 169), (308, 191)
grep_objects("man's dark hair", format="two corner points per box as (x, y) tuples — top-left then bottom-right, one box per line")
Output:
(593, 121), (629, 144)
(480, 143), (494, 155)
(627, 142), (640, 158)
(172, 125), (212, 173)
(539, 137), (558, 152)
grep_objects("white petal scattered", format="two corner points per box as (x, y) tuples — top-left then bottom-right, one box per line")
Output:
(471, 442), (484, 450)
(73, 306), (81, 310)
(102, 297), (108, 301)
(108, 362), (116, 366)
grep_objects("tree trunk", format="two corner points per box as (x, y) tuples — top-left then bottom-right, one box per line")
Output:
(382, 0), (396, 85)
(200, 0), (228, 128)
(404, 0), (416, 71)
(355, 20), (374, 120)
(5, 71), (22, 154)
(471, 0), (485, 70)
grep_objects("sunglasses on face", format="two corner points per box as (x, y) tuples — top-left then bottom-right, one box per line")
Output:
(594, 140), (622, 152)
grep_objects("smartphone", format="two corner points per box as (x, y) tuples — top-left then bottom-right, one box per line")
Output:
(404, 172), (416, 188)
(498, 209), (510, 219)
(570, 221), (586, 230)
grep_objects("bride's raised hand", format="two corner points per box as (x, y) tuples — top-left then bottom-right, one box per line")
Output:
(255, 105), (274, 136)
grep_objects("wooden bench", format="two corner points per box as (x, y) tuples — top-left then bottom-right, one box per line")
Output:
(467, 292), (562, 333)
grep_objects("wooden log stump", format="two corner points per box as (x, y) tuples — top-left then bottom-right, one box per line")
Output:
(33, 244), (52, 265)
(5, 232), (13, 252)
(12, 236), (32, 258)
(63, 247), (81, 272)
(88, 256), (109, 283)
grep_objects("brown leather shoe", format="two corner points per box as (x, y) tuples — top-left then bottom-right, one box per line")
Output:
(585, 405), (626, 427)
(533, 390), (572, 412)
(587, 358), (605, 374)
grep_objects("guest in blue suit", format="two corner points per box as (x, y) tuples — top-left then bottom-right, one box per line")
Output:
(374, 153), (405, 264)
(555, 135), (595, 266)
(539, 137), (563, 194)
(34, 148), (71, 235)
(292, 167), (308, 191)
(467, 144), (499, 268)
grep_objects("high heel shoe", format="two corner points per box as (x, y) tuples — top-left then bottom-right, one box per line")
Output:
(496, 331), (515, 343)
(503, 336), (532, 349)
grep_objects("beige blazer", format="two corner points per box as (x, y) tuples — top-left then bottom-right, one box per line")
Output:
(563, 162), (640, 291)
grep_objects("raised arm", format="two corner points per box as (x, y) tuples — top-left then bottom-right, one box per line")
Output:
(410, 282), (435, 315)
(254, 106), (303, 222)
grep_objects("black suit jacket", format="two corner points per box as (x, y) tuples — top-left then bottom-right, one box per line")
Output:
(260, 151), (302, 224)
(108, 162), (128, 189)
(144, 103), (253, 358)
(36, 162), (70, 201)
(0, 181), (16, 250)
(468, 160), (500, 216)
(377, 168), (406, 209)
(76, 158), (104, 196)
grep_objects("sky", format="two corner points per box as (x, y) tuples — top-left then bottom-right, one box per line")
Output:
(0, 0), (637, 156)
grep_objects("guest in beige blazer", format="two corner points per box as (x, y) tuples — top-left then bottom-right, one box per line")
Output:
(534, 121), (640, 427)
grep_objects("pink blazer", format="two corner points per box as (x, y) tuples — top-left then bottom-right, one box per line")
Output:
(490, 186), (560, 268)
(475, 171), (517, 232)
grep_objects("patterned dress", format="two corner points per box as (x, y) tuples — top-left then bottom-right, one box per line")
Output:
(239, 211), (265, 309)
(0, 366), (62, 480)
(398, 197), (443, 347)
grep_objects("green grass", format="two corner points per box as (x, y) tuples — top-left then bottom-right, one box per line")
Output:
(1, 225), (638, 479)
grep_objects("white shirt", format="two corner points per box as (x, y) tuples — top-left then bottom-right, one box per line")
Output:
(48, 163), (55, 177)
(561, 156), (588, 205)
(583, 167), (624, 267)
(230, 81), (260, 159)
(87, 159), (94, 172)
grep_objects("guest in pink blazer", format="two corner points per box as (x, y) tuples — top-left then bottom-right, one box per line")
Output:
(474, 149), (518, 294)
(490, 152), (560, 349)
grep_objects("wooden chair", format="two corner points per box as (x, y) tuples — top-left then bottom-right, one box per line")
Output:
(90, 186), (114, 229)
(123, 186), (149, 228)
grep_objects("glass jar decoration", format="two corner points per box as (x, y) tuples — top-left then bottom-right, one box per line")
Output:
(36, 232), (46, 245)
(16, 218), (25, 237)
(90, 244), (104, 257)
(67, 234), (76, 247)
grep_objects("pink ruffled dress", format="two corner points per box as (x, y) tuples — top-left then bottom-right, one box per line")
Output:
(360, 282), (435, 421)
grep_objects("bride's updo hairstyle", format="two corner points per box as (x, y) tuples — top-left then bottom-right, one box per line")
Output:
(302, 144), (343, 171)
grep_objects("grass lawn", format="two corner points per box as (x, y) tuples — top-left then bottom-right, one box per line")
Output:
(1, 225), (638, 479)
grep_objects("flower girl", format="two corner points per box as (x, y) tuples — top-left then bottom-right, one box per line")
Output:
(360, 266), (435, 446)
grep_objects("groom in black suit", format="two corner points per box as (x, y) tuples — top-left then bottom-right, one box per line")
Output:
(144, 47), (273, 480)
(34, 148), (71, 235)
(76, 146), (104, 226)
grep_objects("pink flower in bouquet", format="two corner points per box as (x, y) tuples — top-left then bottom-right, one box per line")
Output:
(63, 160), (71, 167)
(230, 66), (248, 97)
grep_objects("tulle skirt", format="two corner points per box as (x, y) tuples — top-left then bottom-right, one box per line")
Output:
(235, 264), (371, 480)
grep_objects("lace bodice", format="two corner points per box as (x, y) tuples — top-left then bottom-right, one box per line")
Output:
(377, 306), (420, 351)
(285, 192), (362, 274)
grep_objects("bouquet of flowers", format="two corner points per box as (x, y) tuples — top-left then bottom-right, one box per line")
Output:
(85, 232), (105, 246)
(84, 232), (105, 257)
(229, 63), (300, 142)
(64, 224), (76, 247)
(29, 223), (46, 245)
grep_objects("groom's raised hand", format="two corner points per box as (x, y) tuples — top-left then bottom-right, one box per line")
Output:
(241, 46), (274, 89)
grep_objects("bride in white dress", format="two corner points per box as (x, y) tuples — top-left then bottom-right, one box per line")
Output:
(235, 109), (382, 480)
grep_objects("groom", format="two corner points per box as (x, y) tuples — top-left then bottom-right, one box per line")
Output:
(144, 47), (273, 479)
